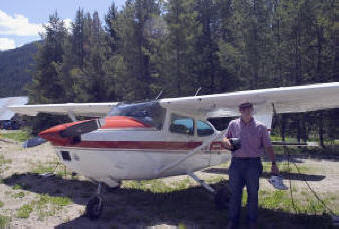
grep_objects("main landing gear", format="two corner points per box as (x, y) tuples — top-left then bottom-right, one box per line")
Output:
(86, 181), (121, 220)
(188, 172), (230, 210)
(86, 183), (104, 220)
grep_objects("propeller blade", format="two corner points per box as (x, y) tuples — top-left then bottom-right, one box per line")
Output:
(60, 119), (105, 138)
(23, 137), (47, 148)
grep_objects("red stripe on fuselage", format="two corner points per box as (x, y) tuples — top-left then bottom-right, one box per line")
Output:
(52, 141), (203, 150)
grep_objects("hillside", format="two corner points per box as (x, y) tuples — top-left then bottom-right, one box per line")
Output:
(0, 42), (39, 97)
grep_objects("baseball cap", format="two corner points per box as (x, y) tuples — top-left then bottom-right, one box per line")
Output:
(239, 102), (253, 109)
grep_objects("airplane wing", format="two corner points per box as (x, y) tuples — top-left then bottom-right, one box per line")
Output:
(0, 96), (28, 120)
(9, 102), (119, 118)
(8, 82), (339, 128)
(159, 82), (339, 128)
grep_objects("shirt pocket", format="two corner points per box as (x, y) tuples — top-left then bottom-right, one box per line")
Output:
(249, 128), (262, 148)
(233, 128), (241, 138)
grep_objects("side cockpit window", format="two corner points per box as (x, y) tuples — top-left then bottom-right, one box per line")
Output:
(169, 114), (194, 135)
(197, 120), (214, 137)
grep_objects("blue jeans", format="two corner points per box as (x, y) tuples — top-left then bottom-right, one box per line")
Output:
(228, 157), (263, 225)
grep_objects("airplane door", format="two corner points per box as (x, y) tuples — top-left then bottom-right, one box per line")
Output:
(196, 120), (217, 166)
(196, 120), (230, 167)
(168, 114), (195, 138)
(168, 114), (198, 153)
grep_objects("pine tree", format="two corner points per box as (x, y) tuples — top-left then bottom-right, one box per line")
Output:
(114, 0), (161, 101)
(192, 0), (222, 94)
(28, 12), (67, 103)
(105, 3), (120, 53)
(71, 9), (85, 69)
(159, 0), (201, 97)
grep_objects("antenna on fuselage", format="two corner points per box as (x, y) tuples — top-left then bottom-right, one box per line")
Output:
(155, 90), (163, 100)
(195, 87), (202, 96)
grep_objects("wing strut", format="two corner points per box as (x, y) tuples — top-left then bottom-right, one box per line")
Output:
(67, 111), (77, 122)
(154, 130), (228, 176)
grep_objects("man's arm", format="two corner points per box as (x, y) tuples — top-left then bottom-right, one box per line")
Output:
(222, 121), (234, 150)
(264, 146), (279, 175)
(222, 137), (233, 149)
(262, 125), (279, 175)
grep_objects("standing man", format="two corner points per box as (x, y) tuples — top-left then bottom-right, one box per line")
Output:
(223, 102), (279, 229)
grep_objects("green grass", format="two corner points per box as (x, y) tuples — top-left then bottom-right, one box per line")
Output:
(0, 131), (31, 142)
(0, 201), (4, 208)
(270, 134), (339, 143)
(262, 161), (313, 174)
(31, 162), (73, 178)
(16, 204), (33, 218)
(33, 194), (73, 220)
(257, 189), (334, 215)
(270, 135), (298, 142)
(0, 155), (12, 166)
(31, 164), (55, 174)
(13, 194), (73, 221)
(12, 192), (25, 199)
(204, 176), (225, 184)
(123, 180), (174, 193)
(0, 214), (10, 228)
(122, 178), (197, 193)
(12, 184), (22, 190)
(259, 190), (292, 211)
(37, 194), (72, 207)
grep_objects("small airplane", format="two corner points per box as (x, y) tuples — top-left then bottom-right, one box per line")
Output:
(0, 96), (28, 129)
(8, 82), (339, 219)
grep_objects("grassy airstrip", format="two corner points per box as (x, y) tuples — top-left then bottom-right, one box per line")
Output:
(0, 130), (338, 228)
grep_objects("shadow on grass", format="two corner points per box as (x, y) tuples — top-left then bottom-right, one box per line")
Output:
(3, 173), (95, 205)
(3, 173), (333, 228)
(204, 168), (326, 182)
(274, 146), (339, 162)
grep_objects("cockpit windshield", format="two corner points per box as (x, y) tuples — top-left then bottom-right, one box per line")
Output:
(107, 102), (166, 130)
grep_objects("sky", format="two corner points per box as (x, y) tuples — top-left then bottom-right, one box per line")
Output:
(0, 0), (126, 51)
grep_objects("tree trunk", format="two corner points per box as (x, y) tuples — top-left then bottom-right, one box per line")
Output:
(301, 114), (307, 142)
(297, 117), (301, 144)
(318, 111), (325, 148)
(281, 114), (286, 142)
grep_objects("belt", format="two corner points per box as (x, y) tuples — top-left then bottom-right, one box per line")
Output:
(232, 157), (260, 160)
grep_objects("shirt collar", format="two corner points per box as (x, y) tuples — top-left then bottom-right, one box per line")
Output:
(240, 117), (254, 126)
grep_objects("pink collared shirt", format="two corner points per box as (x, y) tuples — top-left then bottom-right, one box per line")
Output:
(226, 117), (272, 158)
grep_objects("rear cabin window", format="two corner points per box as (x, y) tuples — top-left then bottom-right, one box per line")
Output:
(169, 114), (194, 135)
(197, 120), (214, 137)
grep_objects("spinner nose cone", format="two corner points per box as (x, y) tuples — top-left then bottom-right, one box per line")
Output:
(38, 123), (71, 145)
(38, 119), (99, 146)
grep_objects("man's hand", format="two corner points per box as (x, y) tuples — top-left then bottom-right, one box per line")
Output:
(222, 137), (233, 150)
(271, 163), (279, 175)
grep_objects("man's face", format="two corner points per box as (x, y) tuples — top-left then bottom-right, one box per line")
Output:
(239, 106), (254, 119)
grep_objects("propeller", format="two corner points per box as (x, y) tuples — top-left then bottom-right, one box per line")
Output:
(60, 119), (105, 138)
(23, 137), (47, 148)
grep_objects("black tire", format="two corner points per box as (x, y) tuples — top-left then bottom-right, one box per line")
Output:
(86, 196), (104, 220)
(104, 182), (121, 192)
(214, 186), (231, 210)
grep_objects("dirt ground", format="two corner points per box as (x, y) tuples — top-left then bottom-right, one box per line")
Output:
(0, 134), (338, 229)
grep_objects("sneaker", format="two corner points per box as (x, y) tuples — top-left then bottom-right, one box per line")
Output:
(332, 215), (339, 226)
(268, 175), (288, 190)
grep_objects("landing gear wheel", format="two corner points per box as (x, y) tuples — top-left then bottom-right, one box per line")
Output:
(86, 195), (104, 220)
(104, 181), (121, 192)
(214, 187), (231, 210)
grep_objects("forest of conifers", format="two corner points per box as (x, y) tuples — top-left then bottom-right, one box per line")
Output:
(27, 0), (337, 146)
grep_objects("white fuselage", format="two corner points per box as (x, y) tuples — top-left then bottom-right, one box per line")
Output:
(52, 111), (231, 187)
